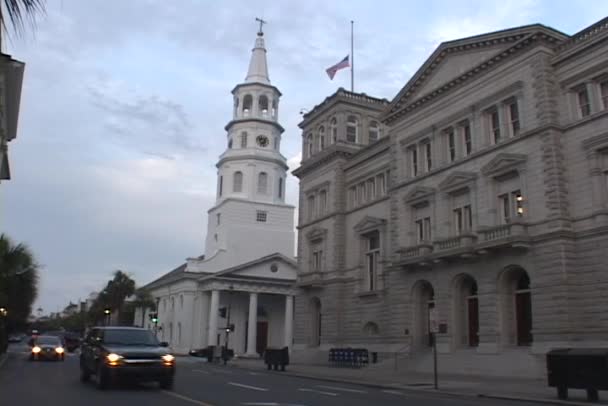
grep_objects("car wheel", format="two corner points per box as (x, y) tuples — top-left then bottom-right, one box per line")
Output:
(96, 364), (109, 390)
(80, 366), (91, 382)
(159, 377), (174, 390)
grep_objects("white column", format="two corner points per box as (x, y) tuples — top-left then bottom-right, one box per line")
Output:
(246, 292), (258, 356)
(207, 290), (220, 346)
(284, 295), (294, 350)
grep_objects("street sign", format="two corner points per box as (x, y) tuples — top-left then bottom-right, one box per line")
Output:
(429, 308), (439, 333)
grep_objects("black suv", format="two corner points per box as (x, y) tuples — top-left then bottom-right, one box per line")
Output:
(80, 326), (175, 390)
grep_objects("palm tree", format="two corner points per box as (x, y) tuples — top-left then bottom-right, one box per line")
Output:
(1, 0), (45, 38)
(0, 233), (39, 332)
(131, 288), (156, 328)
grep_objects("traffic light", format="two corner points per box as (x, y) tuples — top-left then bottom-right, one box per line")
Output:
(219, 307), (227, 318)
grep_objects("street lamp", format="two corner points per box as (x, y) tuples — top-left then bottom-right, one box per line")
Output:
(0, 307), (7, 317)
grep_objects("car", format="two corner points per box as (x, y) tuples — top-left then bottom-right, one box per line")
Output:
(8, 334), (22, 343)
(79, 326), (175, 390)
(29, 335), (65, 361)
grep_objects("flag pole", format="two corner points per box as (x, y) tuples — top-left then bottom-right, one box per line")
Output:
(351, 20), (354, 92)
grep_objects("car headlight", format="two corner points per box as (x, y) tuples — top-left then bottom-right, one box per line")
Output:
(55, 347), (64, 354)
(32, 346), (41, 354)
(161, 354), (175, 363)
(106, 353), (123, 363)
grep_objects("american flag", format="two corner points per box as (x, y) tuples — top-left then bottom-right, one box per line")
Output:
(325, 55), (350, 80)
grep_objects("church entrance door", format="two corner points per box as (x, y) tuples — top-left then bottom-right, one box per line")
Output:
(256, 321), (268, 355)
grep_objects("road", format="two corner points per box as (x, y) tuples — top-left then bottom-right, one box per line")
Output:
(1, 343), (544, 406)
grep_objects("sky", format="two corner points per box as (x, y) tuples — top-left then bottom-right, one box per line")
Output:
(1, 0), (606, 314)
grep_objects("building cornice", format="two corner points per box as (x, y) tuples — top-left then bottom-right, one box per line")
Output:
(292, 143), (358, 178)
(224, 117), (285, 134)
(216, 153), (289, 171)
(208, 197), (295, 212)
(231, 81), (282, 97)
(553, 17), (608, 65)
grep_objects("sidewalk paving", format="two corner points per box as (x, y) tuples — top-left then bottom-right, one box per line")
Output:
(224, 357), (608, 406)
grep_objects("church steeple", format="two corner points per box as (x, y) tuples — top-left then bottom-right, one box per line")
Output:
(245, 18), (270, 84)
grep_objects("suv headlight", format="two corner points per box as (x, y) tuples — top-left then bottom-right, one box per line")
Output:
(106, 353), (123, 364)
(161, 354), (175, 363)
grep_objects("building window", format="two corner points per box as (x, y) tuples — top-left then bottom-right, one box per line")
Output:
(369, 121), (379, 143)
(424, 142), (432, 172)
(179, 295), (184, 310)
(462, 122), (472, 156)
(228, 139), (233, 149)
(216, 213), (221, 225)
(446, 128), (456, 162)
(256, 210), (268, 222)
(318, 126), (326, 151)
(319, 190), (328, 215)
(240, 132), (248, 148)
(348, 187), (357, 208)
(499, 190), (524, 223)
(278, 177), (283, 199)
(357, 183), (366, 204)
(409, 147), (418, 176)
(453, 205), (472, 234)
(601, 80), (608, 110)
(274, 137), (279, 150)
(307, 195), (315, 220)
(257, 172), (268, 194)
(508, 100), (520, 137)
(365, 231), (380, 291)
(242, 94), (252, 116)
(330, 117), (338, 143)
(307, 133), (313, 158)
(219, 176), (223, 197)
(489, 109), (501, 144)
(577, 87), (591, 118)
(312, 248), (323, 271)
(259, 95), (269, 118)
(233, 171), (243, 192)
(346, 115), (358, 143)
(415, 217), (431, 242)
(376, 173), (386, 196)
(366, 178), (376, 201)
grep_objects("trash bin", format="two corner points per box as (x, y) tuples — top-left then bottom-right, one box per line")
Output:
(547, 348), (608, 402)
(264, 346), (289, 371)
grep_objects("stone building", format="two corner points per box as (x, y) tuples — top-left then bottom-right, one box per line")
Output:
(0, 51), (25, 183)
(292, 18), (608, 378)
(137, 27), (297, 356)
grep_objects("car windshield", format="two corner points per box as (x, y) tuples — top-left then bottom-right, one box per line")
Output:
(103, 329), (159, 346)
(36, 336), (61, 345)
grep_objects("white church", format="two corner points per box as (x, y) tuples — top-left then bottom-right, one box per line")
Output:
(136, 25), (297, 357)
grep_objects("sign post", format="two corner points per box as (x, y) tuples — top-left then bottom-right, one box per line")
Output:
(429, 307), (439, 390)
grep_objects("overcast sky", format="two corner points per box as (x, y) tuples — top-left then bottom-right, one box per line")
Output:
(2, 0), (606, 314)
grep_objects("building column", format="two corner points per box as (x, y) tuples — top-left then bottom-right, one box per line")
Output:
(284, 295), (294, 350)
(245, 292), (258, 356)
(207, 290), (220, 346)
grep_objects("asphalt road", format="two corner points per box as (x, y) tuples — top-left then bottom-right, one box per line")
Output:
(1, 343), (544, 406)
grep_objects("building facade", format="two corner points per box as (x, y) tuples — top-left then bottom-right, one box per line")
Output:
(293, 18), (608, 377)
(138, 27), (297, 356)
(0, 52), (25, 183)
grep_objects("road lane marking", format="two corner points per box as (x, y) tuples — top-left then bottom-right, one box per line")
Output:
(298, 388), (338, 396)
(316, 385), (367, 393)
(207, 368), (233, 374)
(248, 371), (262, 376)
(161, 390), (215, 406)
(382, 389), (404, 395)
(192, 369), (210, 374)
(228, 382), (269, 392)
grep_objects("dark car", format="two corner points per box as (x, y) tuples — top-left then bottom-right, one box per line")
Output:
(79, 327), (175, 390)
(30, 335), (65, 361)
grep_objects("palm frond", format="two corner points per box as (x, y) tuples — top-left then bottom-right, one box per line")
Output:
(1, 0), (45, 37)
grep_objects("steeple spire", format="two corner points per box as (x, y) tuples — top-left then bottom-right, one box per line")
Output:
(245, 18), (270, 84)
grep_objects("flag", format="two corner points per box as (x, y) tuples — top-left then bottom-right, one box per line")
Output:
(326, 55), (350, 80)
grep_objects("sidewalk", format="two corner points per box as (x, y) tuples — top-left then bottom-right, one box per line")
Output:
(227, 357), (608, 405)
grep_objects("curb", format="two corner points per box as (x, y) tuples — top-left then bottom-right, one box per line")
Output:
(229, 362), (602, 406)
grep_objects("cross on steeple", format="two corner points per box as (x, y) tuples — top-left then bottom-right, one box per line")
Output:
(255, 17), (267, 36)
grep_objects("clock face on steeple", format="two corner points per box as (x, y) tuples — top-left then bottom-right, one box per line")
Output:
(256, 135), (269, 147)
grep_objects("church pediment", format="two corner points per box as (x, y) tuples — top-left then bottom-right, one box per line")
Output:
(438, 171), (477, 193)
(354, 216), (387, 233)
(404, 186), (436, 205)
(306, 226), (328, 242)
(481, 153), (527, 178)
(383, 26), (567, 124)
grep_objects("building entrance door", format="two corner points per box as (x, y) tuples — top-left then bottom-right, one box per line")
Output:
(256, 321), (268, 355)
(467, 297), (479, 347)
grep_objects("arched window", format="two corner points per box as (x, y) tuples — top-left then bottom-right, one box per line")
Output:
(278, 177), (283, 199)
(498, 267), (533, 347)
(179, 295), (184, 310)
(177, 322), (182, 345)
(219, 176), (223, 197)
(257, 172), (268, 194)
(242, 94), (252, 116)
(307, 133), (314, 158)
(273, 136), (279, 150)
(272, 99), (278, 118)
(452, 274), (479, 348)
(228, 138), (233, 149)
(311, 298), (322, 347)
(346, 115), (358, 143)
(171, 297), (175, 311)
(369, 121), (380, 143)
(233, 171), (243, 192)
(259, 95), (269, 118)
(318, 126), (326, 151)
(363, 322), (380, 336)
(330, 117), (338, 143)
(412, 280), (435, 348)
(169, 322), (173, 342)
(240, 132), (248, 148)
